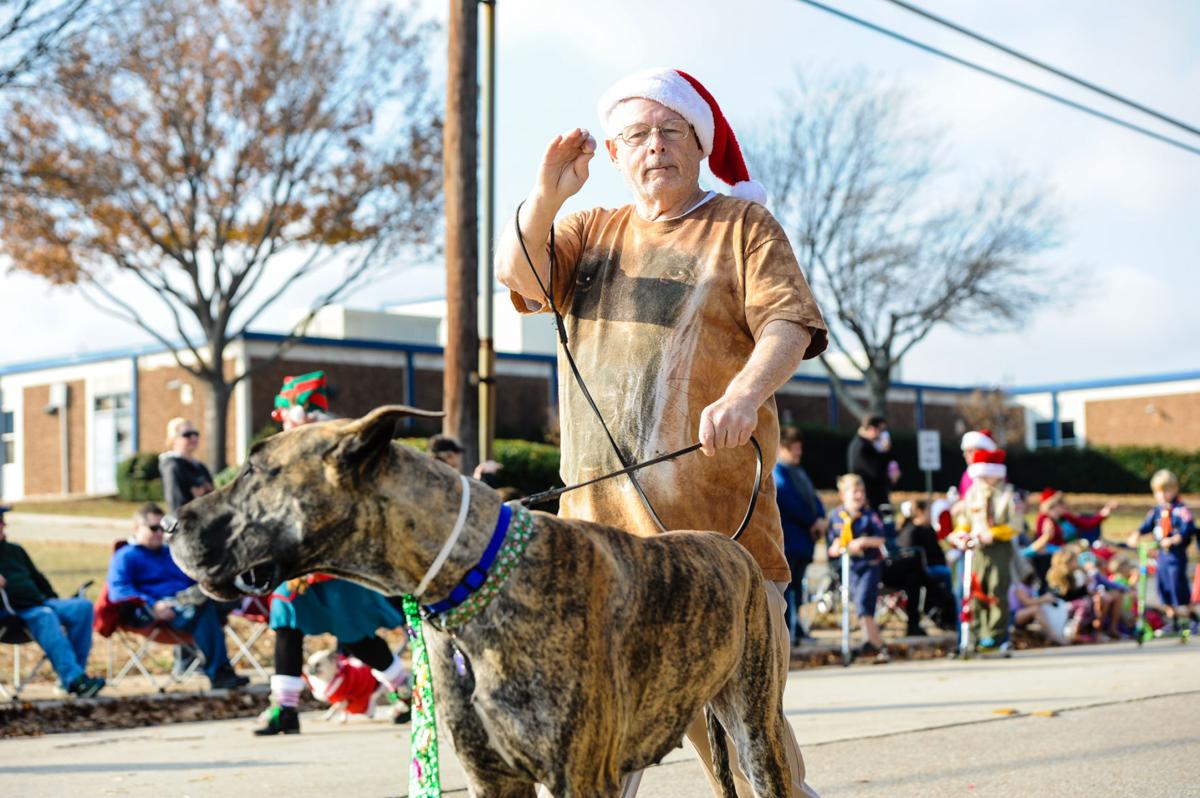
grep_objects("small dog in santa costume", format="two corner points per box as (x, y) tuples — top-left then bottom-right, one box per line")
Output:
(303, 648), (411, 724)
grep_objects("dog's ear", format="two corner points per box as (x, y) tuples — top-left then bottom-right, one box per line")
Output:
(327, 405), (443, 474)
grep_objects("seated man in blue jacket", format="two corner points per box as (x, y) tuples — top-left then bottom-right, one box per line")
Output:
(106, 502), (249, 690)
(774, 427), (827, 644)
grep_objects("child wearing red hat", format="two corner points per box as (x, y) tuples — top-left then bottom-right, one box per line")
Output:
(951, 449), (1024, 653)
(1023, 489), (1117, 583)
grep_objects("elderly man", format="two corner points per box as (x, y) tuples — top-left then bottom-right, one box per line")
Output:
(497, 67), (826, 798)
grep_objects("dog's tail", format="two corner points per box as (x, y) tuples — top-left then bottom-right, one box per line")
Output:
(704, 705), (738, 798)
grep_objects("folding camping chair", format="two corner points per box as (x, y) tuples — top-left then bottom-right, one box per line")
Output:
(0, 589), (49, 700)
(0, 580), (94, 700)
(93, 541), (206, 692)
(224, 595), (272, 680)
(875, 548), (929, 631)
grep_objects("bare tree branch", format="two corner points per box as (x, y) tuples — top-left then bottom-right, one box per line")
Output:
(0, 0), (95, 90)
(749, 71), (1064, 421)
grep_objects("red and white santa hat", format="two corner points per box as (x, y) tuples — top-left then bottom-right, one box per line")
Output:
(967, 449), (1006, 480)
(960, 428), (998, 452)
(597, 67), (767, 204)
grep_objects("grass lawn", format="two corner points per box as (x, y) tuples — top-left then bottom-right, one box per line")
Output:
(9, 497), (144, 519)
(16, 540), (114, 600)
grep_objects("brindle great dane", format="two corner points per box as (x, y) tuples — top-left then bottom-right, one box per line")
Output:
(168, 405), (791, 798)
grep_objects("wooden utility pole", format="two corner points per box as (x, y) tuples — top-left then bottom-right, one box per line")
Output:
(443, 0), (479, 471)
(478, 0), (496, 463)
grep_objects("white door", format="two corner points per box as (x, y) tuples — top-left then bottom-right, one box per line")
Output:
(93, 410), (118, 494)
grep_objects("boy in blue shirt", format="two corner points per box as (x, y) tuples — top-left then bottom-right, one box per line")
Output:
(827, 473), (889, 663)
(1127, 469), (1196, 634)
(106, 502), (249, 690)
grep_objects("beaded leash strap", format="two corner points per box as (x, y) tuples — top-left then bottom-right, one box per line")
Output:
(401, 504), (536, 797)
(402, 594), (441, 797)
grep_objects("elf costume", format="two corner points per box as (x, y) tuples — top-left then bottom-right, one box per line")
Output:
(256, 372), (410, 736)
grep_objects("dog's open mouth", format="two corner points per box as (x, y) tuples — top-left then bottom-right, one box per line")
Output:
(233, 562), (282, 596)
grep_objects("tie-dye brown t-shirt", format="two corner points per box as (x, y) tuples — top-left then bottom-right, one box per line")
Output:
(511, 194), (827, 580)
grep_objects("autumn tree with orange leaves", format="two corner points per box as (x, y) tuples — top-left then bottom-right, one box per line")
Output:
(0, 0), (441, 470)
(0, 0), (100, 90)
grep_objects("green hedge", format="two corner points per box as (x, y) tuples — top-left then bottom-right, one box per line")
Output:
(116, 452), (164, 502)
(397, 438), (562, 497)
(794, 426), (1199, 494)
(1009, 446), (1199, 494)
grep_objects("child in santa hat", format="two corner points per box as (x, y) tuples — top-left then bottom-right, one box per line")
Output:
(1024, 488), (1117, 583)
(950, 449), (1024, 653)
(957, 429), (998, 499)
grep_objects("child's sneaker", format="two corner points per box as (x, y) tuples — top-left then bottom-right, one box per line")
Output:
(253, 705), (300, 736)
(873, 646), (890, 664)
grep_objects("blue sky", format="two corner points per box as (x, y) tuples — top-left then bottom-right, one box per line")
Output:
(3, 0), (1198, 387)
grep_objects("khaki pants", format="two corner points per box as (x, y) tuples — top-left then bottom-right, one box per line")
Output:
(677, 581), (819, 798)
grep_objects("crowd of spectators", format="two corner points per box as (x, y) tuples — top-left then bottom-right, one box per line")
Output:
(777, 421), (1199, 660)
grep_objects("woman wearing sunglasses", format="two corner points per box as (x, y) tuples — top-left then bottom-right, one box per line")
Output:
(159, 417), (215, 515)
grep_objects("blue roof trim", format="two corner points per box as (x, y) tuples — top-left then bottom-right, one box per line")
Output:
(240, 331), (559, 365)
(0, 341), (166, 376)
(3, 330), (1195, 396)
(784, 373), (974, 394)
(1009, 370), (1200, 395)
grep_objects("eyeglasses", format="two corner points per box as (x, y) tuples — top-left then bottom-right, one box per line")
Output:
(618, 121), (692, 147)
(181, 431), (200, 439)
(148, 524), (164, 533)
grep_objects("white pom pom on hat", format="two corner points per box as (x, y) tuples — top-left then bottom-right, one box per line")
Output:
(960, 429), (998, 452)
(598, 67), (766, 204)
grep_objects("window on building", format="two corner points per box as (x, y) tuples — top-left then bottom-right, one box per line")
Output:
(1, 410), (14, 465)
(94, 393), (130, 411)
(1035, 420), (1077, 448)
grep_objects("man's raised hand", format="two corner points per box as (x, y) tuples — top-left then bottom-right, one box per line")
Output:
(536, 128), (596, 204)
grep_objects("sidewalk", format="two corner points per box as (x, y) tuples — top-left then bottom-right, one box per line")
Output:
(4, 512), (129, 545)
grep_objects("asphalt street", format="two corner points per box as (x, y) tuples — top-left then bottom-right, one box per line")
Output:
(3, 639), (1197, 797)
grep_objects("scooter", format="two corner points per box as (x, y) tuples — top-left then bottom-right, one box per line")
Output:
(956, 537), (976, 659)
(1135, 539), (1154, 646)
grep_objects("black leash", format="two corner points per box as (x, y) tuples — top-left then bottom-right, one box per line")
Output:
(512, 202), (761, 541)
(520, 437), (762, 541)
(512, 201), (669, 531)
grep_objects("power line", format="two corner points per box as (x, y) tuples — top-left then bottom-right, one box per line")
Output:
(792, 0), (1200, 158)
(883, 0), (1200, 140)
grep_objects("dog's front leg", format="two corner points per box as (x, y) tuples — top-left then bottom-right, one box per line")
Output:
(426, 635), (537, 796)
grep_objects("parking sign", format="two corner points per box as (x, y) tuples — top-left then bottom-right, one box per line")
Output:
(917, 429), (942, 473)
